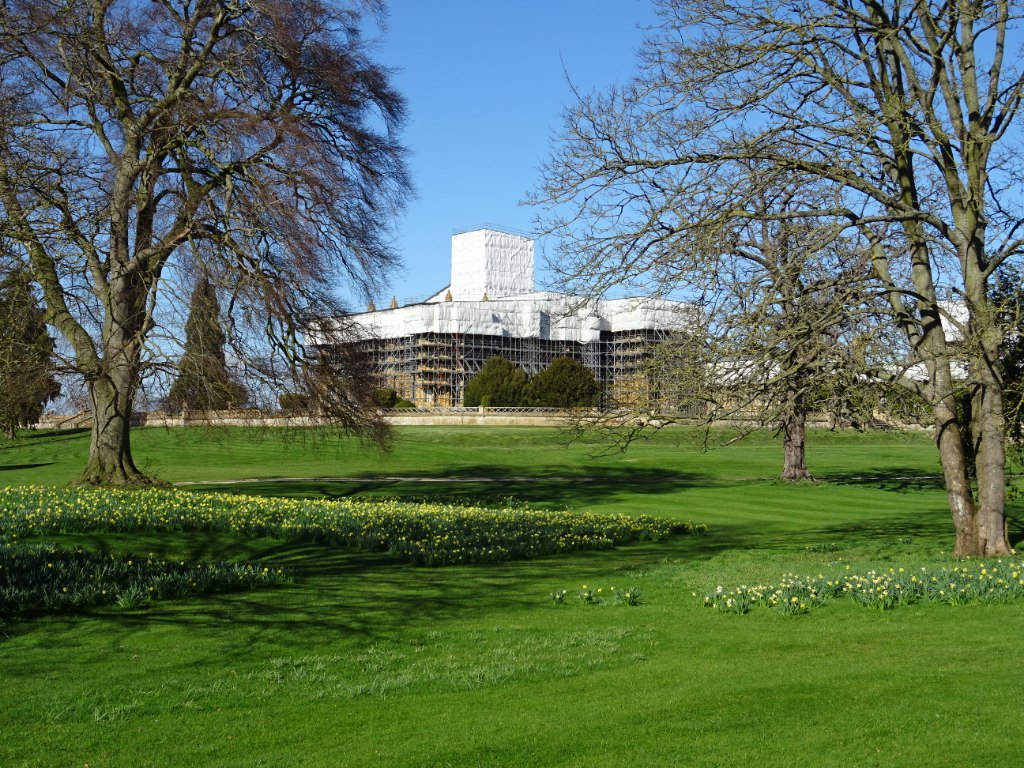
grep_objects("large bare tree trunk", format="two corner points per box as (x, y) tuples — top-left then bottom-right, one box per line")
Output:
(946, 255), (1013, 557)
(778, 421), (811, 481)
(78, 364), (150, 486)
(780, 401), (812, 482)
(964, 352), (1011, 557)
(934, 392), (1010, 557)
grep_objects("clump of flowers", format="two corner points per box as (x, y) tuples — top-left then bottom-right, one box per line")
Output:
(0, 486), (689, 567)
(0, 541), (290, 626)
(550, 584), (644, 607)
(549, 589), (569, 605)
(701, 560), (1024, 615)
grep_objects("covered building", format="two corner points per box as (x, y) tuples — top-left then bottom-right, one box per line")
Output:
(321, 229), (693, 407)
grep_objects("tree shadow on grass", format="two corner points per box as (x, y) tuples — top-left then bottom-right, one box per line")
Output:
(14, 427), (90, 441)
(68, 510), (957, 653)
(184, 465), (709, 512)
(4, 530), (706, 652)
(811, 513), (952, 544)
(0, 462), (53, 472)
(11, 467), (1008, 652)
(13, 499), (1007, 655)
(817, 466), (946, 493)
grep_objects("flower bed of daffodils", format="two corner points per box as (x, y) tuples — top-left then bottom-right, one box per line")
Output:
(703, 561), (1024, 615)
(0, 541), (290, 624)
(0, 486), (685, 566)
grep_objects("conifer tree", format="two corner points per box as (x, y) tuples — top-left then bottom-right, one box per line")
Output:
(167, 276), (248, 412)
(0, 269), (60, 438)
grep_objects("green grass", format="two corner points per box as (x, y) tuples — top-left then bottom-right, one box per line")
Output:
(2, 425), (1023, 767)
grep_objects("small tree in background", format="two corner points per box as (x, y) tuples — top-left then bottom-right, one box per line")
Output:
(0, 268), (61, 438)
(372, 388), (398, 407)
(463, 357), (528, 407)
(523, 357), (600, 408)
(167, 276), (248, 412)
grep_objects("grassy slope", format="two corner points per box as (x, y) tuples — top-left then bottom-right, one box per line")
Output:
(2, 426), (1022, 767)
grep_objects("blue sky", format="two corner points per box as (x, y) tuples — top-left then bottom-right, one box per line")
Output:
(365, 0), (659, 307)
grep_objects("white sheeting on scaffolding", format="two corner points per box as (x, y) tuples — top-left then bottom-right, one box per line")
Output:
(314, 229), (695, 344)
(448, 229), (534, 301)
(344, 293), (692, 343)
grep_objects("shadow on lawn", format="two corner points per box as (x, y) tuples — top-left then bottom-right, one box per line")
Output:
(89, 507), (1001, 649)
(13, 506), (1009, 651)
(44, 540), (700, 651)
(188, 465), (709, 511)
(0, 462), (54, 472)
(6, 530), (704, 649)
(7, 427), (90, 443)
(15, 472), (1020, 650)
(811, 514), (951, 543)
(818, 466), (945, 493)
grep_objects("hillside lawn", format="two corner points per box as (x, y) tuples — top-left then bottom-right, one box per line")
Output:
(2, 425), (1023, 767)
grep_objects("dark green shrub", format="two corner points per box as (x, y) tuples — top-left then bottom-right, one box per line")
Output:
(523, 356), (601, 408)
(279, 392), (311, 414)
(463, 357), (529, 407)
(373, 388), (399, 407)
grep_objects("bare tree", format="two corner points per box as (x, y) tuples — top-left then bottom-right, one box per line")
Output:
(0, 0), (410, 484)
(551, 167), (875, 482)
(698, 203), (874, 483)
(536, 0), (1024, 556)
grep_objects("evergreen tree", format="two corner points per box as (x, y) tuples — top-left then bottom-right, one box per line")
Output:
(0, 269), (60, 438)
(167, 276), (248, 412)
(463, 357), (528, 407)
(994, 267), (1024, 444)
(523, 357), (601, 408)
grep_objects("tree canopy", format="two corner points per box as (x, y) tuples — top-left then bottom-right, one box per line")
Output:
(463, 357), (529, 408)
(523, 356), (601, 409)
(0, 0), (410, 483)
(535, 0), (1024, 555)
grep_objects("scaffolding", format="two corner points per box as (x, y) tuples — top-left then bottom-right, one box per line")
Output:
(315, 229), (694, 408)
(349, 326), (674, 408)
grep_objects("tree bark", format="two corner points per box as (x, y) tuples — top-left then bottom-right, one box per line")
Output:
(947, 238), (1012, 556)
(965, 376), (1011, 557)
(934, 392), (1010, 557)
(780, 401), (812, 482)
(77, 368), (151, 486)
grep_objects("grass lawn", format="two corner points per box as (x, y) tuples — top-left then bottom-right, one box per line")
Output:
(2, 425), (1023, 767)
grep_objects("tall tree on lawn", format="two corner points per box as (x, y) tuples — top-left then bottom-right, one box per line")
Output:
(535, 0), (1024, 555)
(0, 0), (410, 483)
